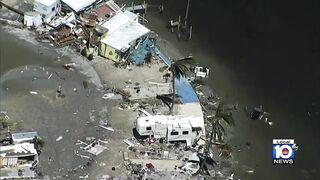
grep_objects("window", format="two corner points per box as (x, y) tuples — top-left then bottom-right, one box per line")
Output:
(182, 131), (189, 135)
(170, 131), (178, 136)
(52, 7), (56, 12)
(146, 126), (152, 131)
(109, 51), (113, 56)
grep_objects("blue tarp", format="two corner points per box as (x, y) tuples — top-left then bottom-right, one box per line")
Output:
(129, 37), (198, 103)
(175, 77), (199, 103)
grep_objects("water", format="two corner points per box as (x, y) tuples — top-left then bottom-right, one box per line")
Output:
(146, 0), (320, 179)
(0, 27), (59, 75)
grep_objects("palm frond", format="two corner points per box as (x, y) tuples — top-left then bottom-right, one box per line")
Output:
(172, 64), (189, 79)
(215, 120), (226, 135)
(174, 56), (195, 64)
(217, 113), (235, 126)
(171, 56), (194, 80)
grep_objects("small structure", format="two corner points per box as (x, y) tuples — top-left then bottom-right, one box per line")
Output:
(24, 11), (42, 27)
(11, 132), (38, 144)
(135, 109), (205, 146)
(33, 0), (60, 23)
(99, 10), (150, 62)
(61, 0), (97, 13)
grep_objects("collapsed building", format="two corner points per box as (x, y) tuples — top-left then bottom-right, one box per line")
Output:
(0, 132), (40, 179)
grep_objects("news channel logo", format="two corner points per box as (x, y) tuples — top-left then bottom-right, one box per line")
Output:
(273, 139), (299, 164)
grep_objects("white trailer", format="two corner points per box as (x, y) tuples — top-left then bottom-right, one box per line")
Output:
(135, 110), (205, 146)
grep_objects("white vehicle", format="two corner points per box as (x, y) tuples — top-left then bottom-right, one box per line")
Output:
(135, 109), (205, 146)
(194, 66), (209, 78)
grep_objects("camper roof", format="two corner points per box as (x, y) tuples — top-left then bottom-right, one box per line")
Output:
(136, 114), (204, 129)
(35, 0), (57, 7)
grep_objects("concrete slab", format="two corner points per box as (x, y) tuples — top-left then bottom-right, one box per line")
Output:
(130, 159), (182, 172)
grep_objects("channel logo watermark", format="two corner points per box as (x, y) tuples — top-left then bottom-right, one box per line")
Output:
(273, 139), (298, 165)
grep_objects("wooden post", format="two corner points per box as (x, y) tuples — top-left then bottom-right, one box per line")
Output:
(142, 13), (145, 24)
(132, 2), (134, 12)
(178, 16), (181, 32)
(144, 1), (147, 14)
(184, 0), (190, 27)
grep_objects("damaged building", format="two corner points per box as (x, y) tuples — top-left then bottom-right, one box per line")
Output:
(98, 10), (150, 62)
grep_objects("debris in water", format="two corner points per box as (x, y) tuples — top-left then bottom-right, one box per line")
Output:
(98, 125), (114, 132)
(30, 91), (38, 95)
(48, 73), (53, 79)
(83, 80), (89, 88)
(56, 136), (63, 142)
(267, 121), (274, 126)
(102, 93), (115, 99)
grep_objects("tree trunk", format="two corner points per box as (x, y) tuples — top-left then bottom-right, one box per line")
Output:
(171, 71), (175, 115)
(200, 120), (215, 172)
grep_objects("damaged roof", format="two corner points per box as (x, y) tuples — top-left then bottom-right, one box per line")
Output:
(100, 10), (138, 35)
(0, 143), (38, 157)
(101, 20), (150, 52)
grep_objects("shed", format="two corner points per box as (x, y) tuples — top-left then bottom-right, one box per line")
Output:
(24, 11), (42, 27)
(61, 0), (97, 13)
(33, 0), (59, 23)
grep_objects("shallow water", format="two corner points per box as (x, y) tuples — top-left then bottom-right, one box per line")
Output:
(146, 0), (320, 179)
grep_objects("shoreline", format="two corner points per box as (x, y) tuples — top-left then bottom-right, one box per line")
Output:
(1, 0), (319, 179)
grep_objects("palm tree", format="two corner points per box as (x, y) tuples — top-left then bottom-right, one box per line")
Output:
(211, 102), (235, 143)
(200, 102), (235, 173)
(169, 56), (195, 114)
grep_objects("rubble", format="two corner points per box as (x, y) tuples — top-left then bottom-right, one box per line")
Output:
(0, 131), (43, 179)
(81, 139), (108, 156)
